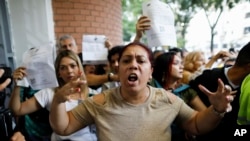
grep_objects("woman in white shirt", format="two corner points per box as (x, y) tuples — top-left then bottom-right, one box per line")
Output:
(9, 50), (96, 141)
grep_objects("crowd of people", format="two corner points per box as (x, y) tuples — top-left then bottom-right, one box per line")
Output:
(0, 14), (249, 141)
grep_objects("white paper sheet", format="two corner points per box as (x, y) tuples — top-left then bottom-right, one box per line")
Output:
(17, 42), (58, 90)
(82, 35), (108, 65)
(16, 76), (29, 87)
(142, 0), (177, 48)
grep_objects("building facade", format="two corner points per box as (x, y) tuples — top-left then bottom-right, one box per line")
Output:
(0, 0), (123, 69)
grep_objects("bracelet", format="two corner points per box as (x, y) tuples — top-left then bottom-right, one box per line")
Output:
(212, 106), (226, 118)
(108, 73), (114, 81)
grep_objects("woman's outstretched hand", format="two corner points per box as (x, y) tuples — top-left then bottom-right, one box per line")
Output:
(198, 78), (236, 113)
(54, 71), (87, 103)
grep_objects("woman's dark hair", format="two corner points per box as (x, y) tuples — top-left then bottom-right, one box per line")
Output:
(152, 52), (177, 87)
(118, 42), (154, 67)
(95, 64), (106, 75)
(107, 45), (124, 62)
(169, 47), (184, 58)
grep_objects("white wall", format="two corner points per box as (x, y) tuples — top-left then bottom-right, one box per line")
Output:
(7, 0), (54, 66)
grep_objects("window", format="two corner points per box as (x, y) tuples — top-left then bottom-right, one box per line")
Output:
(245, 12), (250, 18)
(244, 26), (250, 34)
(223, 44), (227, 48)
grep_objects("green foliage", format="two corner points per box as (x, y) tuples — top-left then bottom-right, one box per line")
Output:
(122, 0), (148, 42)
(171, 0), (198, 47)
(192, 0), (244, 11)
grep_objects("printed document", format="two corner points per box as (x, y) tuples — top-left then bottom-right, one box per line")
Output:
(17, 42), (58, 90)
(142, 0), (177, 48)
(82, 35), (108, 65)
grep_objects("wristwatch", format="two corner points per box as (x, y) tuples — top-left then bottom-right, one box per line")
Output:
(108, 73), (114, 81)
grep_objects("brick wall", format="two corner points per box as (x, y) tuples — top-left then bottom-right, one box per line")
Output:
(52, 0), (123, 52)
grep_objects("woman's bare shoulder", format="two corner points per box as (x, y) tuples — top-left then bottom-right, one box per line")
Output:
(92, 93), (106, 105)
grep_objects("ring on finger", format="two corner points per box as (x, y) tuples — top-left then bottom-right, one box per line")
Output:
(224, 85), (231, 91)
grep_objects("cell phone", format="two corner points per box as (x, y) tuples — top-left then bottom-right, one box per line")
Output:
(0, 67), (12, 84)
